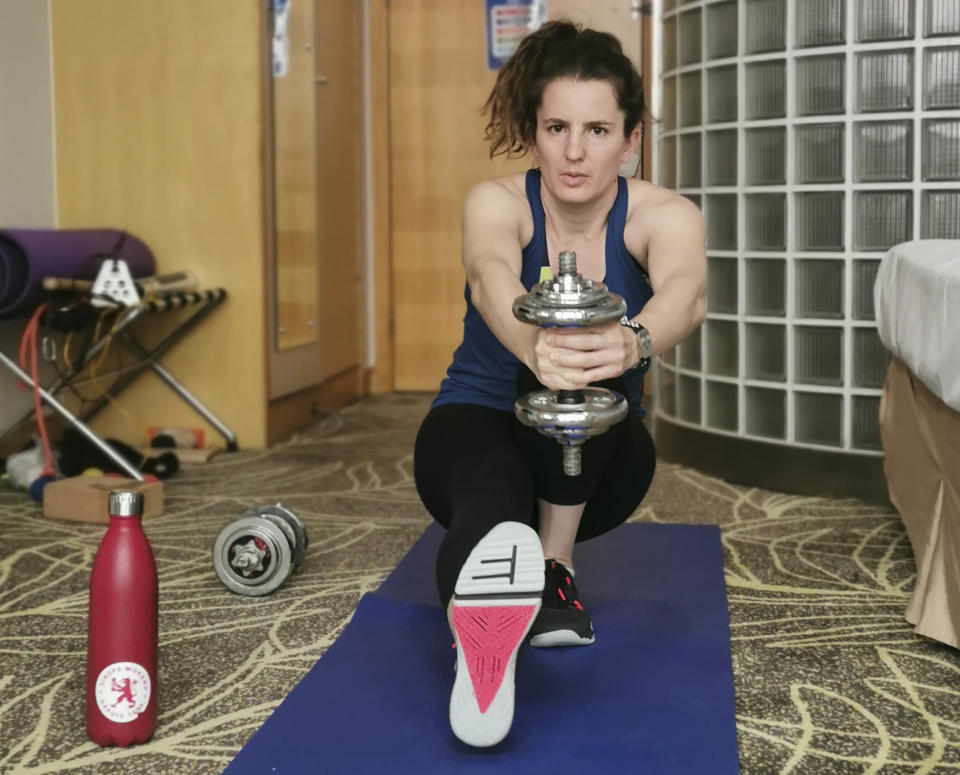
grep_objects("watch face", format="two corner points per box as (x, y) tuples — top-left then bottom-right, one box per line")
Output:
(635, 326), (653, 358)
(622, 319), (653, 361)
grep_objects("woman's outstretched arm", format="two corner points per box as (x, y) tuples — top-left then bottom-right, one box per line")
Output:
(462, 180), (587, 392)
(630, 195), (707, 355)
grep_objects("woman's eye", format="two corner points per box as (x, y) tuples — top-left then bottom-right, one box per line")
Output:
(548, 124), (564, 133)
(591, 126), (607, 135)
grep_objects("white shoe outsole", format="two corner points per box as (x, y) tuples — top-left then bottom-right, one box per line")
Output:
(529, 629), (596, 647)
(449, 522), (544, 747)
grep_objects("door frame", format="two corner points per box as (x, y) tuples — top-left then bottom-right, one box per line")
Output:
(262, 0), (324, 400)
(368, 0), (393, 395)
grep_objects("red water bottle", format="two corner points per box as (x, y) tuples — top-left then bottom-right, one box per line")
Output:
(86, 490), (158, 746)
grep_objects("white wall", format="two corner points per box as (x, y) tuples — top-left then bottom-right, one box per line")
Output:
(0, 0), (56, 227)
(0, 0), (57, 440)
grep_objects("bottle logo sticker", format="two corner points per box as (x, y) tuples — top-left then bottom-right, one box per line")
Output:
(95, 662), (151, 723)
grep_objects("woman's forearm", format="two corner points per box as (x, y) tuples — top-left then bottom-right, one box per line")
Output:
(469, 259), (541, 370)
(634, 275), (706, 356)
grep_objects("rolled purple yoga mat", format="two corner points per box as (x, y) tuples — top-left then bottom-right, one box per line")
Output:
(0, 229), (156, 319)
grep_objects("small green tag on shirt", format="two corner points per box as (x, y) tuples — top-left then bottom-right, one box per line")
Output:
(539, 266), (554, 283)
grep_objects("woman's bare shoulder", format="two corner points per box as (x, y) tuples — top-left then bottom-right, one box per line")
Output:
(623, 179), (703, 261)
(625, 178), (686, 214)
(465, 172), (529, 207)
(626, 180), (704, 226)
(463, 172), (533, 240)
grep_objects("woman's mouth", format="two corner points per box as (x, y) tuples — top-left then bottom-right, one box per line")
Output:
(560, 172), (587, 187)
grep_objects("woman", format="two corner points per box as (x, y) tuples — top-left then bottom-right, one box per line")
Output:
(413, 20), (706, 746)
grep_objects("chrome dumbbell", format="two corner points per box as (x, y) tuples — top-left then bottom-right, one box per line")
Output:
(512, 251), (629, 476)
(212, 504), (309, 596)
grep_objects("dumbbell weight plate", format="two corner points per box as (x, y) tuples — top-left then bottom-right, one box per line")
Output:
(265, 504), (308, 568)
(512, 285), (626, 328)
(212, 516), (292, 596)
(515, 387), (628, 437)
(241, 504), (308, 568)
(261, 512), (297, 559)
(512, 253), (626, 329)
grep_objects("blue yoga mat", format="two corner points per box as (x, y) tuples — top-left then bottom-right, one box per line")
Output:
(224, 523), (740, 774)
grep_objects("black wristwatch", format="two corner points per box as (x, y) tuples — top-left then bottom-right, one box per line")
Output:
(620, 318), (654, 369)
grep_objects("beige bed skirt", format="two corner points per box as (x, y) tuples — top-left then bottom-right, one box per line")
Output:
(879, 357), (960, 649)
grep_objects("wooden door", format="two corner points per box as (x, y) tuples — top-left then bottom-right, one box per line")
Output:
(268, 0), (363, 398)
(315, 0), (364, 381)
(388, 0), (526, 391)
(273, 0), (320, 353)
(387, 0), (644, 392)
(547, 1), (643, 71)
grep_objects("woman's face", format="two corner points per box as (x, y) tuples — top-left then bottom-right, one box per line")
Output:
(530, 77), (640, 203)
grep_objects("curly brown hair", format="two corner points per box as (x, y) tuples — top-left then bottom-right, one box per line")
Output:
(482, 20), (645, 159)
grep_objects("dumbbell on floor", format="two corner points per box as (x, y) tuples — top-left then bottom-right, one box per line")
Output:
(212, 504), (309, 596)
(512, 251), (629, 476)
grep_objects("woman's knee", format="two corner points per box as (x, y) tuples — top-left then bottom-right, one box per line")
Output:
(414, 403), (526, 527)
(435, 477), (536, 607)
(574, 418), (656, 540)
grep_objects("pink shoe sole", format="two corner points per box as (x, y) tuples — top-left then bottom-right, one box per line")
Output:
(449, 522), (544, 747)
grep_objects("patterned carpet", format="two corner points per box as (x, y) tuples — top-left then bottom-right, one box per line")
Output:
(1, 393), (958, 774)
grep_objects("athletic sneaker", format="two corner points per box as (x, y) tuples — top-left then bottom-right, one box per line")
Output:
(449, 522), (544, 747)
(528, 559), (596, 647)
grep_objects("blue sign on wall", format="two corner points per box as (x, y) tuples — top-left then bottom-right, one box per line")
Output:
(485, 0), (546, 70)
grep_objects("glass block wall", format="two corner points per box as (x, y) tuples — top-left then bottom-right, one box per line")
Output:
(653, 0), (960, 454)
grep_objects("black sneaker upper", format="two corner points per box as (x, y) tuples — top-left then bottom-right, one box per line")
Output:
(528, 559), (594, 641)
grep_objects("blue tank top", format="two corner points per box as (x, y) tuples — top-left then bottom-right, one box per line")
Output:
(433, 169), (654, 417)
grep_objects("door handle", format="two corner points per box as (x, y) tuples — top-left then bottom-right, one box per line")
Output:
(315, 75), (328, 84)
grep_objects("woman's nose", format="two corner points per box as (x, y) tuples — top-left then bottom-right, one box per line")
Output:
(565, 135), (584, 161)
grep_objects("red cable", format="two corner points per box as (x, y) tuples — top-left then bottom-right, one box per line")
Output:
(17, 304), (56, 478)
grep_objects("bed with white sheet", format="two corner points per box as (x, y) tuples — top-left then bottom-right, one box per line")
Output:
(876, 239), (960, 649)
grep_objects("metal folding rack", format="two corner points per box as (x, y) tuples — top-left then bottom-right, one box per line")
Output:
(0, 289), (236, 481)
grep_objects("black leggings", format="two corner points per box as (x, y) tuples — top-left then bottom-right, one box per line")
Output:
(413, 369), (657, 608)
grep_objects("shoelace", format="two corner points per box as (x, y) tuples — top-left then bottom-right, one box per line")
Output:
(548, 560), (584, 611)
